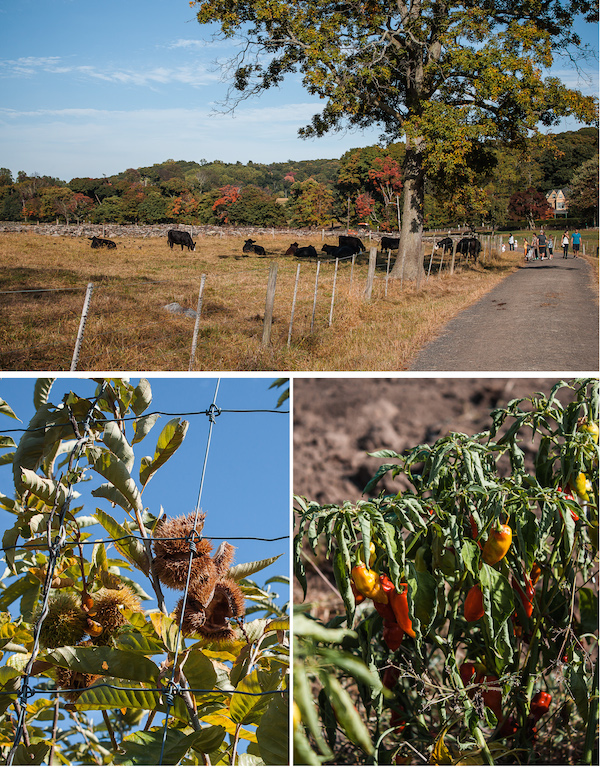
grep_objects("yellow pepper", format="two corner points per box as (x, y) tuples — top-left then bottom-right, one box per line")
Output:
(351, 564), (388, 603)
(482, 524), (513, 565)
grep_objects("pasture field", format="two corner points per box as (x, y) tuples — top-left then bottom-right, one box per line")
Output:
(0, 229), (589, 371)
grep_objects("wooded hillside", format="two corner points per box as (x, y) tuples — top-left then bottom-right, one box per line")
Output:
(0, 128), (596, 229)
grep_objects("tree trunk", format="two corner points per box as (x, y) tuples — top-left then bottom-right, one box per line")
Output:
(390, 135), (425, 281)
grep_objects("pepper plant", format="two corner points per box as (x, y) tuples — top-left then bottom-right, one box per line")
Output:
(294, 378), (598, 765)
(0, 378), (288, 765)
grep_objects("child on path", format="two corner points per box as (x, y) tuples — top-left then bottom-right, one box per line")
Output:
(572, 230), (581, 257)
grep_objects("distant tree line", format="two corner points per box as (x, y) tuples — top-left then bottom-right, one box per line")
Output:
(0, 128), (596, 229)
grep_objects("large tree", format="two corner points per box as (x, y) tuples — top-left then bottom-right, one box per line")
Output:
(193, 0), (597, 279)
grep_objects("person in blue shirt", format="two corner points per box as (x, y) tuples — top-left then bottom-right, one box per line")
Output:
(571, 229), (581, 257)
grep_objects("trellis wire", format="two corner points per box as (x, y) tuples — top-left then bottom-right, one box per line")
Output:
(6, 381), (108, 766)
(158, 379), (221, 765)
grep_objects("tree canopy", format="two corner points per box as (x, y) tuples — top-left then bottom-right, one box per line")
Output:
(192, 0), (598, 278)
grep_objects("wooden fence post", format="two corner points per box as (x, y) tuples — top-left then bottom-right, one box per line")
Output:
(438, 241), (445, 278)
(364, 246), (377, 300)
(329, 258), (339, 326)
(310, 261), (321, 332)
(426, 242), (435, 280)
(450, 239), (457, 274)
(287, 263), (301, 347)
(188, 274), (207, 371)
(349, 253), (356, 293)
(70, 282), (93, 371)
(385, 250), (391, 297)
(262, 262), (277, 347)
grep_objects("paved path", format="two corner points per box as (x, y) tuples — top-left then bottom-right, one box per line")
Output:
(410, 256), (599, 371)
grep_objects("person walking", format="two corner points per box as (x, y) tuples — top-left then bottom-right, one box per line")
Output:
(531, 233), (539, 260)
(548, 236), (554, 258)
(562, 231), (569, 258)
(508, 233), (515, 251)
(538, 229), (547, 259)
(571, 229), (581, 257)
(524, 237), (530, 261)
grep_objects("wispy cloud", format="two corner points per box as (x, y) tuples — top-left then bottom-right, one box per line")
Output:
(0, 55), (220, 88)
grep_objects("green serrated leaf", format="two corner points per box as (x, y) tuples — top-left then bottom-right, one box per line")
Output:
(102, 421), (134, 472)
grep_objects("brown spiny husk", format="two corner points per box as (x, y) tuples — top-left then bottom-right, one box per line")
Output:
(213, 542), (235, 577)
(175, 579), (245, 640)
(152, 512), (217, 590)
(55, 666), (102, 702)
(36, 592), (88, 649)
(55, 640), (101, 702)
(91, 586), (141, 645)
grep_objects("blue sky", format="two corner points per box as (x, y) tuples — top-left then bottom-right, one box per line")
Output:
(0, 0), (598, 181)
(0, 375), (290, 615)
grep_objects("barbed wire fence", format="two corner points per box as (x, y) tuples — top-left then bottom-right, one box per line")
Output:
(0, 384), (290, 765)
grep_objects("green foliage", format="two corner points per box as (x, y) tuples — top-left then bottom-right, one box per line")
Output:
(294, 379), (598, 764)
(0, 379), (288, 765)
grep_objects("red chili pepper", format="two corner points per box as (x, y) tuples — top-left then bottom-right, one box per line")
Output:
(470, 515), (483, 549)
(530, 562), (542, 585)
(497, 715), (518, 738)
(383, 619), (404, 651)
(464, 585), (484, 622)
(390, 709), (406, 734)
(375, 574), (398, 622)
(382, 666), (400, 690)
(389, 584), (416, 638)
(512, 576), (534, 618)
(480, 674), (502, 717)
(351, 582), (366, 605)
(557, 486), (579, 521)
(530, 691), (551, 720)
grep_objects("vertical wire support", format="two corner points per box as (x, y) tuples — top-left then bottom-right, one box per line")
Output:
(158, 378), (221, 766)
(6, 381), (107, 765)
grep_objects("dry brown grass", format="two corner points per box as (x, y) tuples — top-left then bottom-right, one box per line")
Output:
(0, 231), (520, 371)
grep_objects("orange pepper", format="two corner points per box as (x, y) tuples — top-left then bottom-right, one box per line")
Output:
(482, 524), (513, 565)
(389, 583), (416, 638)
(464, 584), (484, 622)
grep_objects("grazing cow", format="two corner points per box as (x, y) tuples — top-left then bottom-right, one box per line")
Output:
(456, 236), (482, 262)
(89, 236), (116, 249)
(321, 244), (354, 259)
(380, 236), (400, 251)
(242, 238), (266, 255)
(338, 235), (365, 253)
(436, 237), (453, 255)
(287, 243), (318, 260)
(167, 230), (196, 251)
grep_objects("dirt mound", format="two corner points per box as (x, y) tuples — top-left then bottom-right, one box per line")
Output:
(293, 377), (567, 505)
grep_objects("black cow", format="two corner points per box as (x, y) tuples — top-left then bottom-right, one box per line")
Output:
(242, 238), (266, 255)
(321, 244), (354, 259)
(436, 237), (453, 255)
(456, 236), (482, 262)
(380, 236), (400, 251)
(338, 235), (365, 253)
(89, 236), (116, 249)
(287, 243), (318, 260)
(167, 230), (196, 251)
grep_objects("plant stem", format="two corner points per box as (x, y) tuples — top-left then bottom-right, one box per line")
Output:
(583, 659), (598, 765)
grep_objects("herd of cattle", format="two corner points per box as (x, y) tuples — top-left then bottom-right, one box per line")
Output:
(87, 230), (483, 263)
